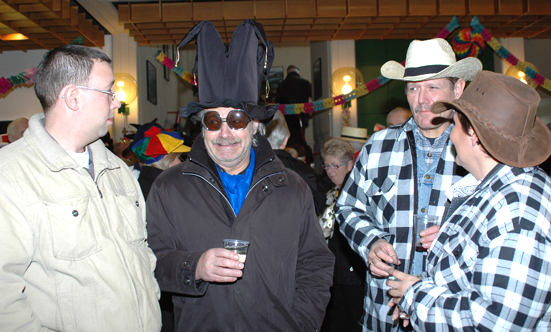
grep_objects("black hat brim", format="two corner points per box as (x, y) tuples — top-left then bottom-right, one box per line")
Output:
(180, 98), (279, 123)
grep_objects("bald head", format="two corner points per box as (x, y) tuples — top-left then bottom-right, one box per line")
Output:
(387, 107), (412, 127)
(7, 118), (29, 143)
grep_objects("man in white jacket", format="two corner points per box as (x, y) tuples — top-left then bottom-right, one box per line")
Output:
(0, 45), (161, 332)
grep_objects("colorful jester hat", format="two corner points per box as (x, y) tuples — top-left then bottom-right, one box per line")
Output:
(178, 20), (278, 123)
(131, 119), (191, 165)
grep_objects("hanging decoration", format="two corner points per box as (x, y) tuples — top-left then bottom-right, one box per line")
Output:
(470, 16), (551, 91)
(154, 50), (196, 86)
(0, 37), (83, 96)
(452, 27), (485, 59)
(0, 68), (36, 95)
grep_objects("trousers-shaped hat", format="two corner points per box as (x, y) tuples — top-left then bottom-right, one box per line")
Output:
(178, 20), (278, 122)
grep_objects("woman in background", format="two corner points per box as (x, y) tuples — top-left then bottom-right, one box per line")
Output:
(320, 138), (366, 332)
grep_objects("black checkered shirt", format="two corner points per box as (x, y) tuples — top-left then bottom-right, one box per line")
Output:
(402, 165), (551, 331)
(335, 118), (463, 331)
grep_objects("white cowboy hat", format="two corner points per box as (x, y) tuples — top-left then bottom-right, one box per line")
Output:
(380, 38), (482, 82)
(341, 126), (368, 143)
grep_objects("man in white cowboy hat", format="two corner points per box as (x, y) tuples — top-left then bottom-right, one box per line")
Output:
(335, 38), (482, 331)
(387, 70), (551, 331)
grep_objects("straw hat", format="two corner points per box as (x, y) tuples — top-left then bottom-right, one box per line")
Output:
(431, 70), (551, 168)
(341, 126), (368, 143)
(381, 38), (482, 82)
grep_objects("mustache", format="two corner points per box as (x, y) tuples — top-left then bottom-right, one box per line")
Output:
(414, 105), (431, 112)
(213, 138), (241, 145)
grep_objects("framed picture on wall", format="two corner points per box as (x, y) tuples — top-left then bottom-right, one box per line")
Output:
(163, 45), (170, 81)
(146, 60), (157, 105)
(313, 57), (322, 101)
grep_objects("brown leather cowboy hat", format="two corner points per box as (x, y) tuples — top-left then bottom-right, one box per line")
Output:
(431, 70), (551, 168)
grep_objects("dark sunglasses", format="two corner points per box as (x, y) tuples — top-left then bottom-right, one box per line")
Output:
(202, 109), (251, 131)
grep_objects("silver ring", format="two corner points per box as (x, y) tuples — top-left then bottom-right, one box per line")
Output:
(369, 262), (373, 268)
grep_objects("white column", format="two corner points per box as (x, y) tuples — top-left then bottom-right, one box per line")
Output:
(329, 39), (357, 138)
(111, 34), (138, 143)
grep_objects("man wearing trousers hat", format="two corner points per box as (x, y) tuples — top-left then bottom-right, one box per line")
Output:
(146, 20), (334, 332)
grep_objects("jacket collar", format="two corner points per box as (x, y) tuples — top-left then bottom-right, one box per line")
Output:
(187, 132), (280, 178)
(26, 113), (120, 174)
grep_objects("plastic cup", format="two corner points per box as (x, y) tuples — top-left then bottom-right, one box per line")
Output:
(223, 239), (250, 263)
(414, 215), (439, 251)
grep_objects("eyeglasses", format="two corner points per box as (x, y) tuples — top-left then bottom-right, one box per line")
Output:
(202, 109), (251, 131)
(74, 86), (117, 101)
(321, 162), (347, 170)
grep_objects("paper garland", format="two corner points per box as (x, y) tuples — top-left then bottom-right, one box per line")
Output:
(469, 16), (551, 91)
(154, 50), (196, 86)
(0, 37), (83, 96)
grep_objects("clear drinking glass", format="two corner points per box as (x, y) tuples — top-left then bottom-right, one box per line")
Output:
(414, 215), (439, 251)
(222, 239), (250, 263)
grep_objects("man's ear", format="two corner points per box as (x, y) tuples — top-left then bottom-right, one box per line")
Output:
(62, 86), (80, 111)
(471, 130), (479, 147)
(454, 78), (466, 99)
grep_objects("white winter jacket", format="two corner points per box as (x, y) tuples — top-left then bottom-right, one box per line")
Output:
(0, 113), (161, 332)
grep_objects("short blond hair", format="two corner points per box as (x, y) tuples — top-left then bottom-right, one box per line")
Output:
(321, 138), (354, 163)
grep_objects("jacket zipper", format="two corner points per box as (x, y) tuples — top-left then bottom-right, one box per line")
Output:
(94, 168), (108, 198)
(184, 157), (284, 217)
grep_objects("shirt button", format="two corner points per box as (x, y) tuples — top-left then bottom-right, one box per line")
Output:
(349, 267), (354, 272)
(278, 177), (284, 183)
(184, 278), (191, 285)
(421, 208), (426, 213)
(425, 174), (431, 179)
(135, 201), (139, 207)
(262, 185), (268, 192)
(72, 210), (78, 217)
(183, 261), (191, 268)
(453, 249), (461, 257)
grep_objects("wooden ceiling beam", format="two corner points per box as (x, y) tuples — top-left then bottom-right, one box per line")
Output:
(116, 0), (551, 46)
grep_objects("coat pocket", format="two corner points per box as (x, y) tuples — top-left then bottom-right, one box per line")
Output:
(115, 194), (146, 246)
(46, 197), (101, 260)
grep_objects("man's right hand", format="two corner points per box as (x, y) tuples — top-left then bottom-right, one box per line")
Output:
(195, 248), (244, 283)
(367, 239), (399, 277)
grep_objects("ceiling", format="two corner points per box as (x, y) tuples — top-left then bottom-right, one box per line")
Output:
(1, 0), (551, 52)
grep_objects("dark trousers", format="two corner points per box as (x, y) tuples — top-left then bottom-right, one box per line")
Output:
(321, 284), (364, 332)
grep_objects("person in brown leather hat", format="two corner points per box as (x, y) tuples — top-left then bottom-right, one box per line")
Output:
(387, 70), (551, 331)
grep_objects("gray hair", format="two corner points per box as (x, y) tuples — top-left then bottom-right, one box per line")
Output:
(143, 152), (181, 170)
(321, 137), (354, 163)
(198, 109), (265, 147)
(264, 110), (290, 149)
(34, 44), (112, 112)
